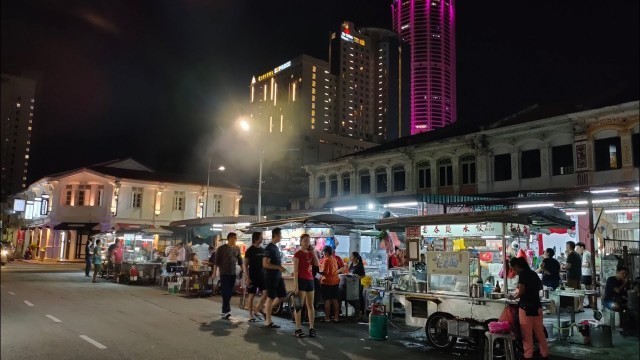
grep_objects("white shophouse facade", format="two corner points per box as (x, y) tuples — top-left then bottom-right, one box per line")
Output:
(9, 159), (241, 260)
(305, 101), (639, 214)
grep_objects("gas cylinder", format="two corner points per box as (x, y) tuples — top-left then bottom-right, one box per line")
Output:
(369, 303), (387, 341)
(130, 266), (139, 282)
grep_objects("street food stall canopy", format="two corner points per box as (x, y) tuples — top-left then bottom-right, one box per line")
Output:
(376, 208), (574, 231)
(247, 214), (355, 230)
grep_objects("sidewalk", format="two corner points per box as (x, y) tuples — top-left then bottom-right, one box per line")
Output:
(18, 259), (84, 264)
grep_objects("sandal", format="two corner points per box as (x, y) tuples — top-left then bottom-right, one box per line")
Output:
(265, 322), (281, 329)
(308, 328), (317, 338)
(295, 329), (306, 338)
(248, 317), (259, 323)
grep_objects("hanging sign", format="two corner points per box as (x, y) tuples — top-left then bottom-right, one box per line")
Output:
(421, 222), (530, 237)
(405, 226), (421, 238)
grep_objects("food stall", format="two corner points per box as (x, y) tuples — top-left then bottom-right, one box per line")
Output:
(375, 208), (574, 349)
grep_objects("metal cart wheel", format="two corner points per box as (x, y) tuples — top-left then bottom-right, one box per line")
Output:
(425, 312), (456, 349)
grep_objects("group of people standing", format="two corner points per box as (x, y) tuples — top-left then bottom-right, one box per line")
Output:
(536, 241), (594, 306)
(85, 238), (124, 283)
(211, 227), (366, 338)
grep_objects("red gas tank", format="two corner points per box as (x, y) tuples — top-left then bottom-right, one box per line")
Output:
(130, 266), (139, 282)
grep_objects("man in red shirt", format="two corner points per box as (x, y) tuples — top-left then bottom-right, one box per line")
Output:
(112, 239), (124, 283)
(388, 247), (400, 269)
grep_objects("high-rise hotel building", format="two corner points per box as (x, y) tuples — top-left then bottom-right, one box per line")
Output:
(330, 21), (410, 143)
(1, 74), (36, 200)
(392, 0), (457, 134)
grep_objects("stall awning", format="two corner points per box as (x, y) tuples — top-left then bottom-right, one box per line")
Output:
(376, 208), (574, 231)
(53, 222), (100, 231)
(169, 215), (260, 227)
(248, 214), (355, 230)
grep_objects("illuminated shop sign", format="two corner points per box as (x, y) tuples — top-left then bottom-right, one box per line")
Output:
(25, 201), (34, 220)
(13, 199), (26, 212)
(257, 61), (292, 82)
(340, 32), (365, 46)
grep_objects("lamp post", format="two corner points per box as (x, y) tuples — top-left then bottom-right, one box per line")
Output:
(239, 120), (264, 220)
(204, 158), (225, 217)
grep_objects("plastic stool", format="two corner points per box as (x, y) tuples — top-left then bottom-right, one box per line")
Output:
(484, 331), (515, 360)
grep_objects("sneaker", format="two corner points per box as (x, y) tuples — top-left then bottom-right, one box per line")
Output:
(222, 312), (231, 319)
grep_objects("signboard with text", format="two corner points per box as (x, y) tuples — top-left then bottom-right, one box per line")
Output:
(421, 222), (531, 238)
(426, 251), (470, 276)
(405, 226), (421, 238)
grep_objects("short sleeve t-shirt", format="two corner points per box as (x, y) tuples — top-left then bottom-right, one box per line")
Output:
(566, 251), (582, 280)
(214, 244), (242, 276)
(581, 251), (593, 276)
(349, 262), (366, 277)
(244, 246), (264, 279)
(294, 250), (314, 280)
(518, 268), (542, 307)
(541, 257), (560, 282)
(334, 255), (344, 270)
(93, 247), (103, 265)
(112, 247), (124, 264)
(604, 276), (627, 302)
(320, 257), (340, 285)
(263, 243), (282, 275)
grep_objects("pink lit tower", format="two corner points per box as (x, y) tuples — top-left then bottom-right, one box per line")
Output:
(392, 0), (456, 134)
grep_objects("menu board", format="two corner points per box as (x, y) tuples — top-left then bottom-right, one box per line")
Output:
(427, 251), (470, 276)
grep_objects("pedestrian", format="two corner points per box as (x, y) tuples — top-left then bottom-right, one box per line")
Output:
(112, 239), (124, 283)
(509, 257), (548, 360)
(562, 241), (582, 290)
(107, 240), (117, 278)
(176, 243), (186, 267)
(293, 234), (319, 338)
(92, 240), (103, 283)
(85, 239), (94, 277)
(185, 241), (194, 265)
(243, 232), (268, 322)
(320, 246), (340, 323)
(263, 227), (288, 329)
(349, 252), (366, 316)
(214, 233), (242, 319)
(576, 242), (594, 307)
(165, 243), (178, 273)
(536, 248), (560, 290)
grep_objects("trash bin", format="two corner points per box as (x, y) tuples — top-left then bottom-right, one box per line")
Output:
(590, 324), (613, 348)
(39, 250), (46, 261)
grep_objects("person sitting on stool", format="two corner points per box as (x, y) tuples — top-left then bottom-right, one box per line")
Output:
(604, 266), (631, 335)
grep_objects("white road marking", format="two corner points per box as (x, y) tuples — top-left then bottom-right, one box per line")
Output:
(8, 291), (15, 295)
(24, 300), (34, 306)
(46, 314), (62, 323)
(80, 335), (107, 349)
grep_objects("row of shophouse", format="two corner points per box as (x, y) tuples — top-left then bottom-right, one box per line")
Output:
(2, 101), (639, 260)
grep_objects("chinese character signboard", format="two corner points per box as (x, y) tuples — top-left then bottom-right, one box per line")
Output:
(405, 226), (421, 238)
(421, 222), (529, 237)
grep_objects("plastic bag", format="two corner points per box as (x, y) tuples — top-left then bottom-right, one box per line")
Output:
(489, 321), (511, 334)
(499, 306), (514, 324)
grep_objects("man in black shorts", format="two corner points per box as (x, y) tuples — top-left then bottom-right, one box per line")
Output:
(243, 232), (267, 322)
(262, 227), (288, 329)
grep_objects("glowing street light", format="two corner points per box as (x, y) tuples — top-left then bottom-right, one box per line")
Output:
(237, 118), (264, 220)
(239, 119), (250, 132)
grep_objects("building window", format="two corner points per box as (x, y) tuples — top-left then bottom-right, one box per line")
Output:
(318, 176), (327, 198)
(460, 155), (476, 185)
(342, 172), (351, 196)
(438, 159), (453, 186)
(359, 170), (371, 194)
(173, 191), (185, 211)
(632, 133), (639, 168)
(392, 165), (406, 192)
(521, 149), (541, 179)
(95, 185), (104, 206)
(65, 185), (72, 206)
(494, 154), (512, 181)
(76, 185), (90, 206)
(330, 175), (338, 197)
(417, 161), (431, 189)
(376, 168), (388, 193)
(594, 137), (622, 171)
(213, 194), (222, 213)
(131, 187), (143, 208)
(552, 144), (574, 175)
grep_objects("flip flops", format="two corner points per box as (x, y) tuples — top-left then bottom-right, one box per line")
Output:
(265, 322), (281, 329)
(295, 329), (306, 338)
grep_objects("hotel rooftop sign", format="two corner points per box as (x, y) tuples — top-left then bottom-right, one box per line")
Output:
(257, 61), (292, 82)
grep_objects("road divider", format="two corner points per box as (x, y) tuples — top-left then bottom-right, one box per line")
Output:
(46, 314), (62, 323)
(24, 300), (34, 307)
(80, 335), (107, 349)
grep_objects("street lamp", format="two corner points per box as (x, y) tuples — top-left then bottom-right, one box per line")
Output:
(238, 120), (264, 220)
(205, 159), (226, 217)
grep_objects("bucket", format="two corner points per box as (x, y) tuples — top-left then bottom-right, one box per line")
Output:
(369, 313), (388, 341)
(589, 324), (612, 348)
(168, 282), (180, 294)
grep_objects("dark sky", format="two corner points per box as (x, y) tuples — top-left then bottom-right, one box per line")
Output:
(2, 0), (638, 183)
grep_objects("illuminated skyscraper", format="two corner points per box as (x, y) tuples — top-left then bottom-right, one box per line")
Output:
(392, 0), (456, 134)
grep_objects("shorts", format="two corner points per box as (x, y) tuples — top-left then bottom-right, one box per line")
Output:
(94, 264), (103, 273)
(321, 284), (339, 300)
(581, 275), (592, 286)
(297, 278), (314, 292)
(114, 264), (122, 273)
(248, 275), (265, 294)
(265, 272), (287, 299)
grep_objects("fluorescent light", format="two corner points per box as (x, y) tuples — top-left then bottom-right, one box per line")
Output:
(590, 188), (618, 194)
(386, 202), (418, 208)
(604, 208), (640, 214)
(367, 203), (375, 210)
(635, 186), (639, 191)
(592, 198), (619, 204)
(565, 211), (587, 216)
(334, 206), (357, 212)
(516, 203), (554, 209)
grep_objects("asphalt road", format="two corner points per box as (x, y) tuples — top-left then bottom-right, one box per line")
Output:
(1, 261), (463, 360)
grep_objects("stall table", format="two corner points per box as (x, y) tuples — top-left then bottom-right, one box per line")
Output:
(552, 290), (599, 341)
(120, 262), (162, 284)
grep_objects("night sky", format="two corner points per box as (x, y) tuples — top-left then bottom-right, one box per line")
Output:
(2, 0), (638, 184)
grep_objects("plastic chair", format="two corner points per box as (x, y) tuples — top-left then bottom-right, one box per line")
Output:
(484, 331), (515, 360)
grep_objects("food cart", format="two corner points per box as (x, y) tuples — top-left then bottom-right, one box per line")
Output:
(376, 208), (574, 349)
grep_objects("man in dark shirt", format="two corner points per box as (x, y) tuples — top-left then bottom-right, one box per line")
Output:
(563, 241), (582, 290)
(243, 232), (267, 322)
(604, 266), (630, 311)
(510, 257), (548, 360)
(262, 227), (288, 328)
(214, 232), (243, 319)
(85, 240), (94, 277)
(537, 248), (560, 289)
